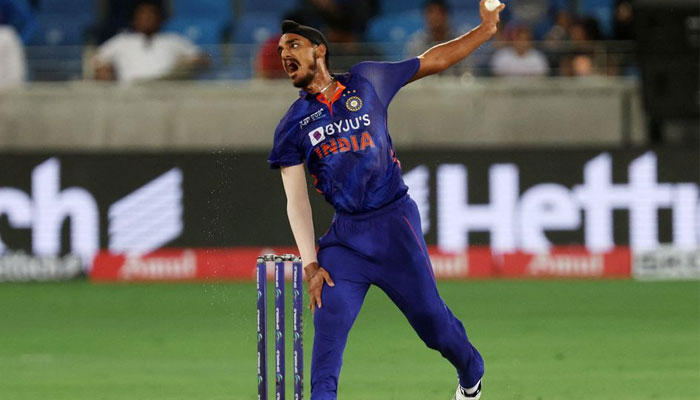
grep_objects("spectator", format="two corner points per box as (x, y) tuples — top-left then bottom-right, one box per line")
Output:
(256, 35), (288, 79)
(544, 10), (572, 43)
(576, 16), (602, 41)
(0, 22), (25, 88)
(0, 0), (35, 43)
(570, 52), (595, 76)
(97, 0), (166, 44)
(405, 0), (472, 77)
(559, 17), (602, 77)
(490, 26), (549, 77)
(613, 0), (634, 41)
(543, 10), (572, 74)
(610, 0), (636, 75)
(405, 0), (458, 53)
(93, 1), (206, 83)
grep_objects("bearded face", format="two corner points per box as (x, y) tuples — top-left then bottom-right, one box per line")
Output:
(292, 57), (318, 88)
(278, 33), (324, 88)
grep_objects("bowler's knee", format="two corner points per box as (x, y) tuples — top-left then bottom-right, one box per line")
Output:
(313, 299), (354, 333)
(411, 310), (451, 350)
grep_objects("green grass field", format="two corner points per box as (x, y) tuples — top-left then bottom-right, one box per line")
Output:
(0, 280), (698, 399)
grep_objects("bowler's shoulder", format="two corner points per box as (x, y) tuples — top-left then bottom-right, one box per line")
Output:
(275, 98), (310, 134)
(348, 62), (375, 78)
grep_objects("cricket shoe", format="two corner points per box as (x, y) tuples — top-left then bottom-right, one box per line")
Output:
(452, 380), (481, 400)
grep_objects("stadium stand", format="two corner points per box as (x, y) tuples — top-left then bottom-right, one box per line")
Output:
(242, 0), (295, 17)
(29, 12), (91, 45)
(579, 0), (613, 38)
(233, 12), (278, 44)
(14, 0), (631, 81)
(447, 0), (481, 13)
(170, 0), (233, 27)
(163, 17), (224, 76)
(37, 0), (96, 15)
(30, 0), (96, 45)
(169, 0), (233, 54)
(366, 11), (424, 60)
(164, 17), (224, 45)
(25, 1), (96, 80)
(379, 0), (424, 16)
(451, 9), (482, 33)
(228, 12), (280, 79)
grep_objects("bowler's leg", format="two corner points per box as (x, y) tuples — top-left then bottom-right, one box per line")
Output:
(375, 203), (483, 388)
(387, 281), (484, 388)
(311, 246), (370, 400)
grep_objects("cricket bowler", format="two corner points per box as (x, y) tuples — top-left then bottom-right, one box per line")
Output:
(268, 1), (505, 398)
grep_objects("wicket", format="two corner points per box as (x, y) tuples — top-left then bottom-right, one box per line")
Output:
(257, 254), (304, 400)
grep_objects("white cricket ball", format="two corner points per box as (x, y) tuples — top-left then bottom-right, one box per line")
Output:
(485, 0), (501, 11)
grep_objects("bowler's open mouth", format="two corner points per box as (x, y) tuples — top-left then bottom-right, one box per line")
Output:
(285, 59), (299, 74)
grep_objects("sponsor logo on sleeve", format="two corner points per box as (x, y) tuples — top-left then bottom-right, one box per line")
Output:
(299, 108), (324, 128)
(308, 127), (325, 146)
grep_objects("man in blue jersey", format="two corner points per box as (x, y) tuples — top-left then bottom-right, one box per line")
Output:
(268, 2), (505, 399)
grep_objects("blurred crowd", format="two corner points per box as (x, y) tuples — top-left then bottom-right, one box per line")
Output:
(0, 0), (638, 84)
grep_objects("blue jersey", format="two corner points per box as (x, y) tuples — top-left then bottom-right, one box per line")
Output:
(268, 58), (420, 214)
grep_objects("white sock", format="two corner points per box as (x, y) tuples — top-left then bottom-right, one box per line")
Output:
(463, 379), (481, 395)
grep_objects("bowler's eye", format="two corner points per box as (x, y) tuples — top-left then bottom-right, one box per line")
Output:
(292, 43), (299, 49)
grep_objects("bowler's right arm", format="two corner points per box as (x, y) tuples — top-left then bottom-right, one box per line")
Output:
(281, 164), (334, 311)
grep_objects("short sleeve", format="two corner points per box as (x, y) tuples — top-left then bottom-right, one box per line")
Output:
(350, 58), (420, 107)
(268, 122), (303, 169)
(95, 35), (122, 64)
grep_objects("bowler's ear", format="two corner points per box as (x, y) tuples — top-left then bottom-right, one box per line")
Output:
(315, 43), (327, 61)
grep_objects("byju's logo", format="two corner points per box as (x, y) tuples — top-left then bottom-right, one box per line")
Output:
(0, 158), (183, 268)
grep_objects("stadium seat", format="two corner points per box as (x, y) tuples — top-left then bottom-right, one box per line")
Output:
(366, 12), (424, 60)
(233, 12), (279, 44)
(366, 12), (424, 42)
(38, 0), (97, 16)
(28, 13), (92, 45)
(449, 0), (519, 25)
(171, 0), (233, 27)
(379, 0), (424, 15)
(163, 18), (226, 77)
(448, 0), (480, 13)
(25, 45), (84, 81)
(242, 0), (296, 16)
(551, 0), (570, 11)
(164, 17), (224, 45)
(580, 0), (613, 9)
(451, 10), (482, 33)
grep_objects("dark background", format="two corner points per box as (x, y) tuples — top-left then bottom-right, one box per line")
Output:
(0, 147), (696, 254)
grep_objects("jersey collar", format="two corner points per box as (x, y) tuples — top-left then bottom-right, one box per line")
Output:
(298, 73), (349, 100)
